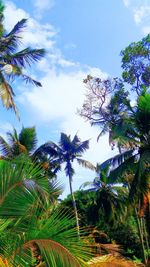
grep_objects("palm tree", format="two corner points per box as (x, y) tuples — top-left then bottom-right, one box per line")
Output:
(0, 126), (59, 181)
(0, 126), (37, 158)
(80, 164), (127, 224)
(36, 133), (95, 235)
(0, 1), (45, 115)
(79, 34), (150, 266)
(0, 159), (91, 266)
(99, 91), (150, 265)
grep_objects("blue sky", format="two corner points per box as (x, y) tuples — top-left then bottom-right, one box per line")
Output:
(1, 0), (150, 197)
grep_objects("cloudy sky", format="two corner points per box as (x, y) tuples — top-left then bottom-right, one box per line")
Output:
(1, 0), (150, 197)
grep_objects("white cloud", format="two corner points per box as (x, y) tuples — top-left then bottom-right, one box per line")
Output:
(123, 0), (150, 34)
(18, 66), (112, 197)
(133, 5), (150, 24)
(123, 0), (131, 7)
(4, 1), (116, 197)
(5, 1), (56, 49)
(142, 26), (150, 35)
(19, 68), (107, 122)
(5, 1), (75, 72)
(34, 0), (55, 11)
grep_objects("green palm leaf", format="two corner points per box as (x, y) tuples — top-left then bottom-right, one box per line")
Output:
(0, 136), (12, 157)
(0, 160), (50, 217)
(19, 127), (37, 154)
(0, 207), (92, 266)
(77, 158), (95, 170)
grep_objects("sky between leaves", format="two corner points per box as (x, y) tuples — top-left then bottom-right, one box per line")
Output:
(1, 0), (150, 197)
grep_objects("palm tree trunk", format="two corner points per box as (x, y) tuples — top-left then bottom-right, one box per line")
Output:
(68, 174), (80, 238)
(134, 208), (148, 266)
(127, 182), (148, 266)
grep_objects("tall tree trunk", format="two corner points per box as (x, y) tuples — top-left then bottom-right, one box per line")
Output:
(68, 174), (80, 238)
(135, 208), (148, 266)
(127, 182), (148, 266)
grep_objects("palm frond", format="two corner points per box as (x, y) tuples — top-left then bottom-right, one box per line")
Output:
(1, 207), (92, 266)
(6, 128), (18, 145)
(0, 160), (50, 217)
(21, 73), (42, 87)
(79, 181), (94, 190)
(5, 48), (45, 68)
(19, 126), (37, 153)
(74, 139), (90, 154)
(72, 134), (80, 146)
(59, 132), (71, 151)
(20, 239), (81, 267)
(108, 154), (137, 184)
(77, 158), (95, 170)
(6, 19), (27, 37)
(0, 73), (18, 115)
(0, 19), (27, 54)
(87, 254), (138, 266)
(97, 126), (108, 142)
(129, 151), (150, 201)
(34, 142), (61, 158)
(100, 150), (134, 170)
(0, 137), (12, 157)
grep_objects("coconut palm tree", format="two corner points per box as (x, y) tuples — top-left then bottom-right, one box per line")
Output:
(98, 93), (150, 265)
(0, 126), (59, 180)
(80, 164), (127, 224)
(0, 126), (37, 158)
(36, 133), (95, 236)
(0, 1), (45, 115)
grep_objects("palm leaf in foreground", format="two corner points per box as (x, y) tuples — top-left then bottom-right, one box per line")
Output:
(0, 159), (51, 217)
(87, 254), (141, 267)
(0, 207), (92, 267)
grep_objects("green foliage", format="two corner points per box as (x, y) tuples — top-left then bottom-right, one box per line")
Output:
(19, 127), (37, 153)
(0, 3), (45, 115)
(62, 190), (98, 227)
(121, 34), (150, 94)
(0, 159), (92, 266)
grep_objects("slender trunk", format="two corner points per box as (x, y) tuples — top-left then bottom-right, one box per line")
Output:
(127, 182), (148, 266)
(68, 174), (80, 238)
(142, 217), (149, 259)
(135, 208), (148, 266)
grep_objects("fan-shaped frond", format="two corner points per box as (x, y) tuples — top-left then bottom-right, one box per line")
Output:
(0, 159), (50, 217)
(0, 207), (92, 267)
(21, 239), (81, 267)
